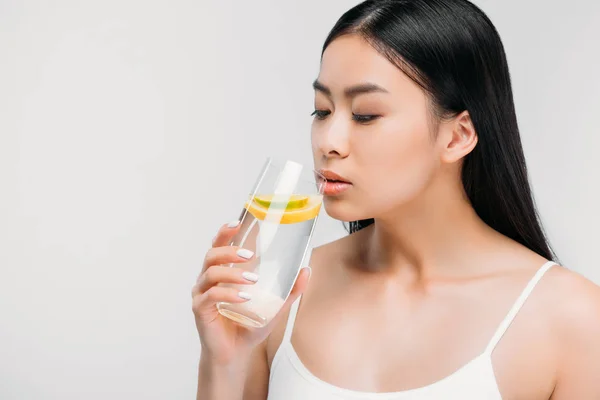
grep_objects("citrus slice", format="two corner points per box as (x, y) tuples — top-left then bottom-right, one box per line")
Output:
(253, 194), (309, 210)
(244, 194), (322, 224)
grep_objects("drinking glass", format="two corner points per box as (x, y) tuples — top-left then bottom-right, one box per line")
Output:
(216, 157), (325, 328)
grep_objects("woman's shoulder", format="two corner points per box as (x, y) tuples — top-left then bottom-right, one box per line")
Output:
(543, 265), (600, 335)
(540, 264), (600, 395)
(311, 235), (600, 335)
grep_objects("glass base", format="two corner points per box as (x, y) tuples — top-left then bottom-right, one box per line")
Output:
(217, 303), (267, 328)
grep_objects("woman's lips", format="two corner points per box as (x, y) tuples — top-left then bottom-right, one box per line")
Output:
(320, 179), (352, 196)
(316, 169), (352, 195)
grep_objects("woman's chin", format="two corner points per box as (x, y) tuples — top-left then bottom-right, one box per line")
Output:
(322, 200), (368, 222)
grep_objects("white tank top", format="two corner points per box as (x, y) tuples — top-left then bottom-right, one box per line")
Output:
(267, 261), (556, 400)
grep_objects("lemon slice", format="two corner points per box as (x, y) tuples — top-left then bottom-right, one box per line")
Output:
(253, 194), (309, 210)
(244, 194), (322, 224)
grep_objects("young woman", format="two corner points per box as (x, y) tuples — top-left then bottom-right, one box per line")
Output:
(193, 1), (600, 399)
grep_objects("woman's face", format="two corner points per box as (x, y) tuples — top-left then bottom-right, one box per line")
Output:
(311, 34), (445, 222)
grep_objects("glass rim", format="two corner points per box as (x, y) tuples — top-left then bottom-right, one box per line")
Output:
(263, 156), (326, 187)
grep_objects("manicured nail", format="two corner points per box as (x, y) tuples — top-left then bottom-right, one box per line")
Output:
(236, 249), (254, 259)
(305, 266), (312, 278)
(238, 291), (252, 300)
(242, 271), (259, 282)
(227, 220), (240, 228)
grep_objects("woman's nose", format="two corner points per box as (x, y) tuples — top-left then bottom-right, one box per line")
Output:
(316, 117), (350, 159)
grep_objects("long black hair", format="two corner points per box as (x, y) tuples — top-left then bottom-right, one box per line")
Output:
(323, 0), (556, 261)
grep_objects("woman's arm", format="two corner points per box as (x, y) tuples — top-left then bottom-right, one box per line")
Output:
(196, 339), (270, 400)
(243, 339), (270, 400)
(197, 353), (248, 400)
(550, 271), (600, 399)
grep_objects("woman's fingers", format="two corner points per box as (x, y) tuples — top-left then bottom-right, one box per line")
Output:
(289, 267), (311, 299)
(283, 267), (311, 309)
(202, 245), (255, 272)
(192, 285), (251, 313)
(211, 220), (241, 248)
(196, 265), (259, 294)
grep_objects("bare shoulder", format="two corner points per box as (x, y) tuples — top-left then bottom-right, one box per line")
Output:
(543, 265), (600, 333)
(542, 265), (600, 397)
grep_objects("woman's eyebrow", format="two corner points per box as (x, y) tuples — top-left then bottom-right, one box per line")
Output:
(312, 79), (389, 98)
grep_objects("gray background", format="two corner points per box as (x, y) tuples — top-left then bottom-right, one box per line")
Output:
(1, 0), (599, 398)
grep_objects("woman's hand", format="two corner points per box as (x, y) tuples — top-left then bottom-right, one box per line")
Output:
(192, 221), (311, 366)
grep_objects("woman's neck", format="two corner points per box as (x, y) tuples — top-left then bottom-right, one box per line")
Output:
(356, 183), (503, 281)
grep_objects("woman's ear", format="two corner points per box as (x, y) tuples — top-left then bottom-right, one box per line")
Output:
(440, 111), (478, 163)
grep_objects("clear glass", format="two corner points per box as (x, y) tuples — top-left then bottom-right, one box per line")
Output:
(216, 157), (325, 328)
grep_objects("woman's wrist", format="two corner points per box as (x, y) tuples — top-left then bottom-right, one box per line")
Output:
(199, 343), (253, 368)
(198, 354), (250, 400)
(199, 350), (251, 374)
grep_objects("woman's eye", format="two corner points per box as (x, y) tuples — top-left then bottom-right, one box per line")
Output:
(352, 114), (379, 124)
(310, 109), (331, 120)
(310, 110), (379, 123)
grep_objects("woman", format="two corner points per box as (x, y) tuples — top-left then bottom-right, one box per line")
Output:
(193, 1), (600, 399)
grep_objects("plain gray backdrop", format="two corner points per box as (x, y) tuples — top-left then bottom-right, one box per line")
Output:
(1, 0), (599, 398)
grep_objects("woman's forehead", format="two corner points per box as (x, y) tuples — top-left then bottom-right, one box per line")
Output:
(317, 35), (422, 98)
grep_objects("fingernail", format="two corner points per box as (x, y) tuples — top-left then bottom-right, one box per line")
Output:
(242, 271), (259, 282)
(306, 266), (312, 278)
(236, 249), (254, 259)
(227, 220), (240, 228)
(238, 291), (252, 300)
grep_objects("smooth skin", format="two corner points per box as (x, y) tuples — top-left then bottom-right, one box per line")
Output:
(194, 34), (600, 400)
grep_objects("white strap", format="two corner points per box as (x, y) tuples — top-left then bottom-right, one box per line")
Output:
(282, 296), (301, 343)
(485, 260), (556, 354)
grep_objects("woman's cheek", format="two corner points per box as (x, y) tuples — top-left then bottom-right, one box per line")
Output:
(359, 135), (436, 212)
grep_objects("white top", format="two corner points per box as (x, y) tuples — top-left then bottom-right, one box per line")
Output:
(267, 261), (557, 400)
